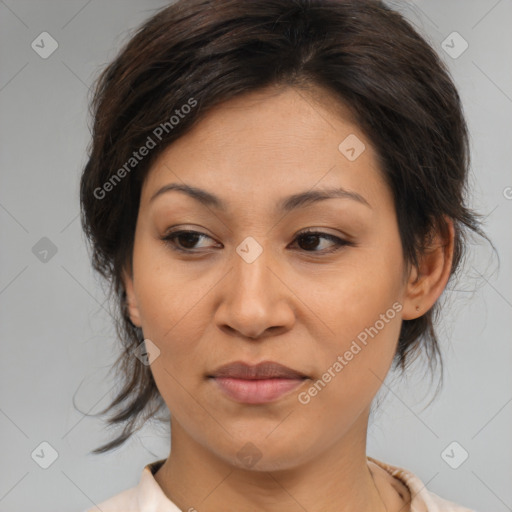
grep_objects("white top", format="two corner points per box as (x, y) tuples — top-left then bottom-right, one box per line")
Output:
(84, 456), (477, 511)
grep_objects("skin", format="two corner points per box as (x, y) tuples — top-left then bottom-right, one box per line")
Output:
(123, 85), (454, 512)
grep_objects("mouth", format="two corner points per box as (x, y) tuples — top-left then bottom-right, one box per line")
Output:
(208, 361), (309, 404)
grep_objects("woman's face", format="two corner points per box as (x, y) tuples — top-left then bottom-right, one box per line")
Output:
(124, 86), (419, 470)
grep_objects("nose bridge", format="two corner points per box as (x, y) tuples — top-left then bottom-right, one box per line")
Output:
(216, 235), (291, 338)
(232, 235), (274, 301)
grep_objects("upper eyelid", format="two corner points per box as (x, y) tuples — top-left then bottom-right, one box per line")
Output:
(162, 228), (349, 249)
(162, 227), (345, 239)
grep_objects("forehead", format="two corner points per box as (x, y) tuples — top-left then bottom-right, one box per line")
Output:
(140, 86), (390, 216)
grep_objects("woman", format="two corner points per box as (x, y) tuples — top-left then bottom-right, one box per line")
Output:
(80, 0), (485, 510)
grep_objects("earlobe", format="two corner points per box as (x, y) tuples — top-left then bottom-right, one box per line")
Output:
(401, 217), (455, 320)
(122, 269), (142, 327)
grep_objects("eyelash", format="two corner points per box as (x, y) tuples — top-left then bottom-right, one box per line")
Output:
(161, 229), (353, 255)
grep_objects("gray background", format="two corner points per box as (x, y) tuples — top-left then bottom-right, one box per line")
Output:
(0, 1), (510, 511)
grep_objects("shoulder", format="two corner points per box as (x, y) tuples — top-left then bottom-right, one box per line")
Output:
(83, 458), (170, 512)
(426, 489), (478, 511)
(83, 485), (140, 512)
(367, 456), (478, 512)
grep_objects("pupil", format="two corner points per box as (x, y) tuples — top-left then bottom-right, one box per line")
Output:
(301, 234), (319, 250)
(180, 233), (200, 249)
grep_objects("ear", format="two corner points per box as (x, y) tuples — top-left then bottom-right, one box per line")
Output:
(401, 217), (455, 320)
(122, 267), (142, 327)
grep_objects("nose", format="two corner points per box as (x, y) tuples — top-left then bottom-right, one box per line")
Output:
(214, 242), (295, 340)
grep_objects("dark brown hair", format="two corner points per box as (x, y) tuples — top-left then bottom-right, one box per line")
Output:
(80, 0), (489, 454)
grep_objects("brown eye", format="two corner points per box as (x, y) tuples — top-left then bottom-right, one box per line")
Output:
(161, 229), (352, 255)
(162, 230), (217, 252)
(293, 230), (351, 254)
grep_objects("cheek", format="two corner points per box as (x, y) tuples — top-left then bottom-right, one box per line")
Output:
(299, 240), (404, 353)
(132, 232), (209, 339)
(303, 230), (405, 395)
(293, 312), (402, 453)
(135, 271), (212, 372)
(310, 308), (402, 397)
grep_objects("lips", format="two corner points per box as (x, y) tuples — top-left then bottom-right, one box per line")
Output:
(208, 361), (309, 404)
(209, 360), (307, 380)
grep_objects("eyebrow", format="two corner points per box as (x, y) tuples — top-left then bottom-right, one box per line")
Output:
(150, 183), (371, 211)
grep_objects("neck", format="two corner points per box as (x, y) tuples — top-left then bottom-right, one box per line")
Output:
(154, 411), (400, 512)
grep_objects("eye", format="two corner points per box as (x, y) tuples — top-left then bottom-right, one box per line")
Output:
(291, 229), (352, 254)
(161, 228), (352, 254)
(161, 230), (218, 252)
